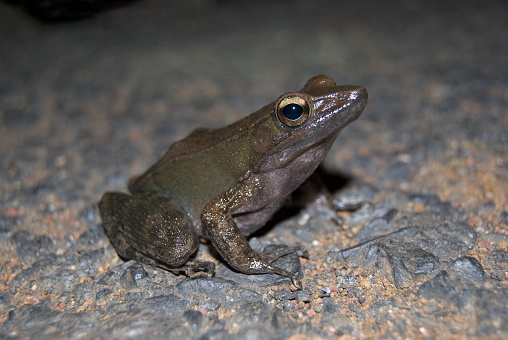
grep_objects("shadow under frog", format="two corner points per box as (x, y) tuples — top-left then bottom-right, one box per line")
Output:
(99, 75), (368, 289)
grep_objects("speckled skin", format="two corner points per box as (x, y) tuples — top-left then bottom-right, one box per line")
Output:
(99, 75), (367, 288)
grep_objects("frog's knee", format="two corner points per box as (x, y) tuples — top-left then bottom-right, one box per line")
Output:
(128, 198), (199, 268)
(154, 222), (199, 267)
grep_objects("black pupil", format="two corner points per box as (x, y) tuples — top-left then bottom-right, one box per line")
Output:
(281, 103), (304, 120)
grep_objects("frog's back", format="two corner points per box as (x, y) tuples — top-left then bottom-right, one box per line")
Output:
(161, 104), (271, 161)
(128, 105), (272, 220)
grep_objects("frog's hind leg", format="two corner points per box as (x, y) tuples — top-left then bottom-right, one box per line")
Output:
(99, 192), (198, 268)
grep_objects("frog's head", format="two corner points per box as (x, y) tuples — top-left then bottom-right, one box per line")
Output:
(252, 75), (367, 172)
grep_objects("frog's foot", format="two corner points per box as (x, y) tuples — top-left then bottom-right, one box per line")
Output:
(278, 270), (303, 290)
(184, 261), (215, 278)
(261, 245), (309, 263)
(254, 262), (303, 290)
(256, 245), (307, 290)
(166, 261), (215, 278)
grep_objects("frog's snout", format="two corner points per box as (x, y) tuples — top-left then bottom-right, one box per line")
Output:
(351, 86), (368, 109)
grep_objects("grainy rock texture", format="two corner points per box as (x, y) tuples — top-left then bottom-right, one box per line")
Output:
(1, 0), (507, 339)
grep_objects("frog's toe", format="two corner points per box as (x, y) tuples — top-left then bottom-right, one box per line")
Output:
(262, 245), (307, 263)
(291, 277), (303, 290)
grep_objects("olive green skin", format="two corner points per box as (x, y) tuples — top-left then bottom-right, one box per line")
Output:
(99, 75), (367, 288)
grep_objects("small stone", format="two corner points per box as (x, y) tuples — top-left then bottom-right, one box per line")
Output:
(359, 279), (371, 289)
(273, 290), (295, 301)
(348, 303), (359, 313)
(449, 256), (485, 285)
(413, 202), (425, 213)
(198, 299), (221, 312)
(296, 290), (312, 303)
(96, 289), (112, 300)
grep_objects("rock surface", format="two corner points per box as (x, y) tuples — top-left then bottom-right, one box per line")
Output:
(1, 0), (507, 338)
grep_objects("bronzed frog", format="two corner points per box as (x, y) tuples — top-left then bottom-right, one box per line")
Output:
(99, 75), (367, 289)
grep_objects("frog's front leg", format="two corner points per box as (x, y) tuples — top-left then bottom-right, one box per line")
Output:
(201, 184), (305, 289)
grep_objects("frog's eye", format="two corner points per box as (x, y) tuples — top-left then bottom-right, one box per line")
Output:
(275, 94), (311, 127)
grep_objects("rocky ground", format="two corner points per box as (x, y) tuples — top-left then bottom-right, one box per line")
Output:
(0, 0), (507, 339)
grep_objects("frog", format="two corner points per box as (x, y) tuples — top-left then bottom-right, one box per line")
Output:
(99, 75), (367, 289)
